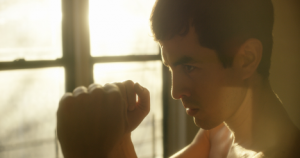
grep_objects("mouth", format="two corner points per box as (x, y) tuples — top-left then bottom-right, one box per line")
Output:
(181, 99), (200, 116)
(185, 108), (199, 116)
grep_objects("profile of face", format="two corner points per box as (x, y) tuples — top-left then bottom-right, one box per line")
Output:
(160, 27), (248, 130)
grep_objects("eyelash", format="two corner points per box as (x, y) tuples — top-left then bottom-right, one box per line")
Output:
(167, 65), (196, 73)
(183, 65), (195, 72)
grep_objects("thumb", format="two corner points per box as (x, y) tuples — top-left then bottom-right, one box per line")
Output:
(134, 82), (150, 114)
(126, 83), (150, 132)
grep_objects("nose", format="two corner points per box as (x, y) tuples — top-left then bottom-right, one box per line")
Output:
(171, 71), (191, 100)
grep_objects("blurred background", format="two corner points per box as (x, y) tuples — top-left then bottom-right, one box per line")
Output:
(0, 0), (299, 158)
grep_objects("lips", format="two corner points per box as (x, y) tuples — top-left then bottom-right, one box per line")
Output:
(186, 108), (199, 116)
(182, 99), (200, 116)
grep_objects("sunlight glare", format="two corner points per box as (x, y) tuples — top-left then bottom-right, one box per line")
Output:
(0, 0), (62, 61)
(89, 0), (158, 56)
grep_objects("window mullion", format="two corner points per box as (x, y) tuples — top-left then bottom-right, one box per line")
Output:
(62, 0), (76, 92)
(73, 0), (93, 87)
(62, 0), (92, 91)
(0, 59), (63, 71)
(92, 54), (161, 64)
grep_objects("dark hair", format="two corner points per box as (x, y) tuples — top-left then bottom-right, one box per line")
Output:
(150, 0), (274, 78)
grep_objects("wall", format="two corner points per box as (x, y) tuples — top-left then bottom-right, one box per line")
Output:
(270, 0), (300, 128)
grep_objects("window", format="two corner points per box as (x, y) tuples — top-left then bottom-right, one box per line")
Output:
(0, 0), (166, 158)
(89, 0), (163, 157)
(0, 0), (63, 157)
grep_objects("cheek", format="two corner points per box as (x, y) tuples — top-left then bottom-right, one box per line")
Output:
(193, 86), (246, 129)
(192, 68), (245, 118)
(192, 69), (226, 102)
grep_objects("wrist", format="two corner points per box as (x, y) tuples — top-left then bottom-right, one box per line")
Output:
(62, 145), (110, 158)
(108, 133), (137, 158)
(63, 150), (108, 158)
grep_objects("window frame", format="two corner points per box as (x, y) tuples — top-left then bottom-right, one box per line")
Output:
(0, 0), (191, 157)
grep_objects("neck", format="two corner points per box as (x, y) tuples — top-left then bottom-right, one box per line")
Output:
(225, 74), (269, 148)
(225, 74), (300, 156)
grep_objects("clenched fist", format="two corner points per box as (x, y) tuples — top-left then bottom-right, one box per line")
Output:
(56, 80), (150, 158)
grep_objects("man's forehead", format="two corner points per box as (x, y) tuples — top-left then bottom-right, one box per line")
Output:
(159, 44), (168, 66)
(159, 40), (218, 67)
(158, 38), (188, 65)
(158, 27), (211, 66)
(158, 36), (185, 48)
(160, 44), (200, 67)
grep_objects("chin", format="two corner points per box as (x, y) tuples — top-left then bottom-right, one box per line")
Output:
(194, 117), (222, 130)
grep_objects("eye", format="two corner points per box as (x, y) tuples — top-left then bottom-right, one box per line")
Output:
(183, 65), (195, 72)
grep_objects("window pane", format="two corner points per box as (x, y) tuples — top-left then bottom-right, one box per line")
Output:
(0, 0), (62, 61)
(94, 61), (163, 157)
(0, 68), (65, 158)
(89, 0), (158, 56)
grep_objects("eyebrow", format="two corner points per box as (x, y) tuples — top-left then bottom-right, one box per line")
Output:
(164, 56), (195, 67)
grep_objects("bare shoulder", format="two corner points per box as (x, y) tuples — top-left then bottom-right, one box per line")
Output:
(266, 131), (300, 158)
(252, 126), (300, 158)
(264, 119), (300, 157)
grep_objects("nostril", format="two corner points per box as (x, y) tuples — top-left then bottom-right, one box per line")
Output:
(171, 86), (191, 100)
(171, 90), (185, 100)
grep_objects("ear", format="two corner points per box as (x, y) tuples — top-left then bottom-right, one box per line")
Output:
(233, 38), (263, 80)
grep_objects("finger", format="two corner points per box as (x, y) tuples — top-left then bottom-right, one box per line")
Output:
(60, 92), (73, 102)
(134, 83), (150, 114)
(58, 92), (73, 110)
(123, 80), (136, 112)
(88, 83), (103, 93)
(103, 83), (119, 93)
(73, 86), (88, 97)
(126, 83), (150, 132)
(106, 82), (128, 122)
(103, 83), (126, 116)
(103, 83), (125, 108)
(113, 82), (128, 110)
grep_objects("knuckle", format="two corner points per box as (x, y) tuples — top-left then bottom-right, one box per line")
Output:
(108, 89), (122, 98)
(123, 80), (134, 86)
(73, 86), (88, 96)
(90, 87), (105, 95)
(145, 108), (150, 115)
(104, 82), (113, 87)
(114, 82), (125, 92)
(143, 103), (151, 114)
(58, 93), (74, 114)
(88, 83), (103, 94)
(75, 92), (89, 99)
(104, 83), (119, 92)
(106, 90), (123, 106)
(88, 83), (98, 88)
(144, 87), (150, 95)
(73, 86), (86, 91)
(59, 93), (74, 105)
(114, 82), (124, 88)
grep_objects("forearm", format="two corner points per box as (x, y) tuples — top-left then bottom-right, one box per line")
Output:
(108, 133), (137, 158)
(62, 149), (108, 158)
(61, 135), (135, 158)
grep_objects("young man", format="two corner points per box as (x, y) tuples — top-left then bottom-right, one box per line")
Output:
(56, 0), (300, 157)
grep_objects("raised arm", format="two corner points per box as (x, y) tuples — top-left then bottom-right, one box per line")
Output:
(56, 80), (150, 158)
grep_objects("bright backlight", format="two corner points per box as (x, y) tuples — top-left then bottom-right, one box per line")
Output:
(89, 0), (158, 56)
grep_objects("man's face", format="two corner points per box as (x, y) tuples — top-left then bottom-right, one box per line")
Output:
(160, 27), (247, 130)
